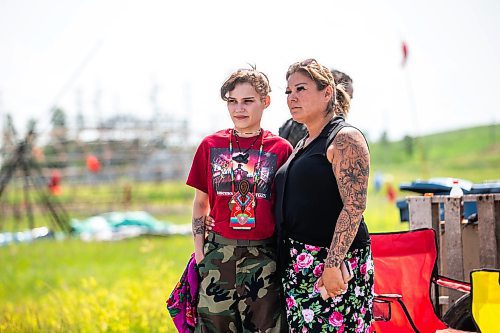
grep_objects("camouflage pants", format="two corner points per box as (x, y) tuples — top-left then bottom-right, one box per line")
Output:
(195, 239), (282, 333)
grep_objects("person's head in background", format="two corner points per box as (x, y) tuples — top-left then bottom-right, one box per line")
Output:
(330, 68), (353, 117)
(279, 66), (354, 146)
(220, 67), (271, 134)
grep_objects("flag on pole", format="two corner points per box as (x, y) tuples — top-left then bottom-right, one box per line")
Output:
(401, 41), (409, 67)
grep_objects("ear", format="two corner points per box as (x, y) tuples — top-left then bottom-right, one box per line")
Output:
(263, 95), (271, 108)
(325, 85), (334, 100)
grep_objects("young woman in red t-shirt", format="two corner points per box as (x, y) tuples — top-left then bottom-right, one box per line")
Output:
(186, 67), (292, 332)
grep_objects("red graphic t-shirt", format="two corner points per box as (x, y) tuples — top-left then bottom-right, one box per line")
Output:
(186, 129), (293, 240)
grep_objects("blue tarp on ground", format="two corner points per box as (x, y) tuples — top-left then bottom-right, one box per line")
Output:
(70, 211), (191, 241)
(0, 211), (191, 245)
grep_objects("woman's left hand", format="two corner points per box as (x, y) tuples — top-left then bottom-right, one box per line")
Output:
(204, 215), (215, 231)
(318, 266), (348, 299)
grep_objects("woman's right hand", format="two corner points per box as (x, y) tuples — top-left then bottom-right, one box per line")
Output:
(319, 266), (348, 299)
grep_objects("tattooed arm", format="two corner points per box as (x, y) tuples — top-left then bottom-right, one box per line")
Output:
(319, 127), (370, 297)
(192, 189), (210, 264)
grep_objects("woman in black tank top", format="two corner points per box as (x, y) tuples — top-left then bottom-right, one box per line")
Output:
(276, 59), (374, 331)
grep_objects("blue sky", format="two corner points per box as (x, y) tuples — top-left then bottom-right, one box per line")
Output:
(0, 0), (499, 143)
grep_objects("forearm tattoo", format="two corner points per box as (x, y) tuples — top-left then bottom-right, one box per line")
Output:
(325, 128), (370, 268)
(192, 216), (205, 237)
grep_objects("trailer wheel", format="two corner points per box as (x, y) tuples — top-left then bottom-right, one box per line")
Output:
(442, 293), (476, 331)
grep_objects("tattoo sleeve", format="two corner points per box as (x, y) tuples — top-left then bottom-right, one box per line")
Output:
(192, 216), (206, 237)
(325, 128), (370, 268)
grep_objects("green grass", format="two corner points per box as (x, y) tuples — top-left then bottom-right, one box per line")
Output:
(0, 180), (193, 206)
(0, 236), (192, 332)
(370, 124), (500, 182)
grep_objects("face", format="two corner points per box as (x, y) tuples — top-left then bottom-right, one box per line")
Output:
(286, 71), (332, 124)
(227, 82), (270, 133)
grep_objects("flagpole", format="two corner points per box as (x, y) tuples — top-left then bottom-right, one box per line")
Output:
(401, 41), (428, 178)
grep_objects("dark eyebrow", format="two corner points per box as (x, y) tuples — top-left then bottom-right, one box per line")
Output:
(227, 96), (256, 102)
(228, 96), (256, 100)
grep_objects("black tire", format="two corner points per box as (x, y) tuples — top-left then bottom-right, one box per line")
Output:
(442, 293), (477, 331)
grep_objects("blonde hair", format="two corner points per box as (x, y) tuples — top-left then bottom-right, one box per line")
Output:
(221, 66), (271, 101)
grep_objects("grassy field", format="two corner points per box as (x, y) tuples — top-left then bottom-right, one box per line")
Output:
(370, 124), (500, 182)
(0, 124), (498, 332)
(0, 236), (192, 332)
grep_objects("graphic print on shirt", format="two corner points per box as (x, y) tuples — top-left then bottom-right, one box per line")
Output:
(210, 147), (278, 200)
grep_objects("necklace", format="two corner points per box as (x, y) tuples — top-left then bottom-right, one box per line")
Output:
(232, 130), (261, 164)
(233, 128), (262, 136)
(228, 130), (264, 190)
(228, 130), (264, 230)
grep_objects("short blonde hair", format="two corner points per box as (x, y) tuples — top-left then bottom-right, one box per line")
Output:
(221, 67), (271, 101)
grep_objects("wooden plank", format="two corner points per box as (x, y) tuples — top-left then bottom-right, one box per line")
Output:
(476, 195), (498, 268)
(431, 202), (441, 243)
(461, 224), (479, 282)
(497, 200), (500, 268)
(408, 196), (433, 230)
(431, 201), (443, 316)
(431, 193), (500, 203)
(431, 204), (441, 270)
(443, 197), (464, 304)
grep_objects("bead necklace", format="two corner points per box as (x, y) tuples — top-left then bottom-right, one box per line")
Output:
(228, 129), (264, 195)
(232, 130), (261, 164)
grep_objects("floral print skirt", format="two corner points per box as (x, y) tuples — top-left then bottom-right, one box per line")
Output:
(282, 238), (374, 333)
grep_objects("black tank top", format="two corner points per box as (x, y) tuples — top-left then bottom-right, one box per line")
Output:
(274, 116), (370, 249)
